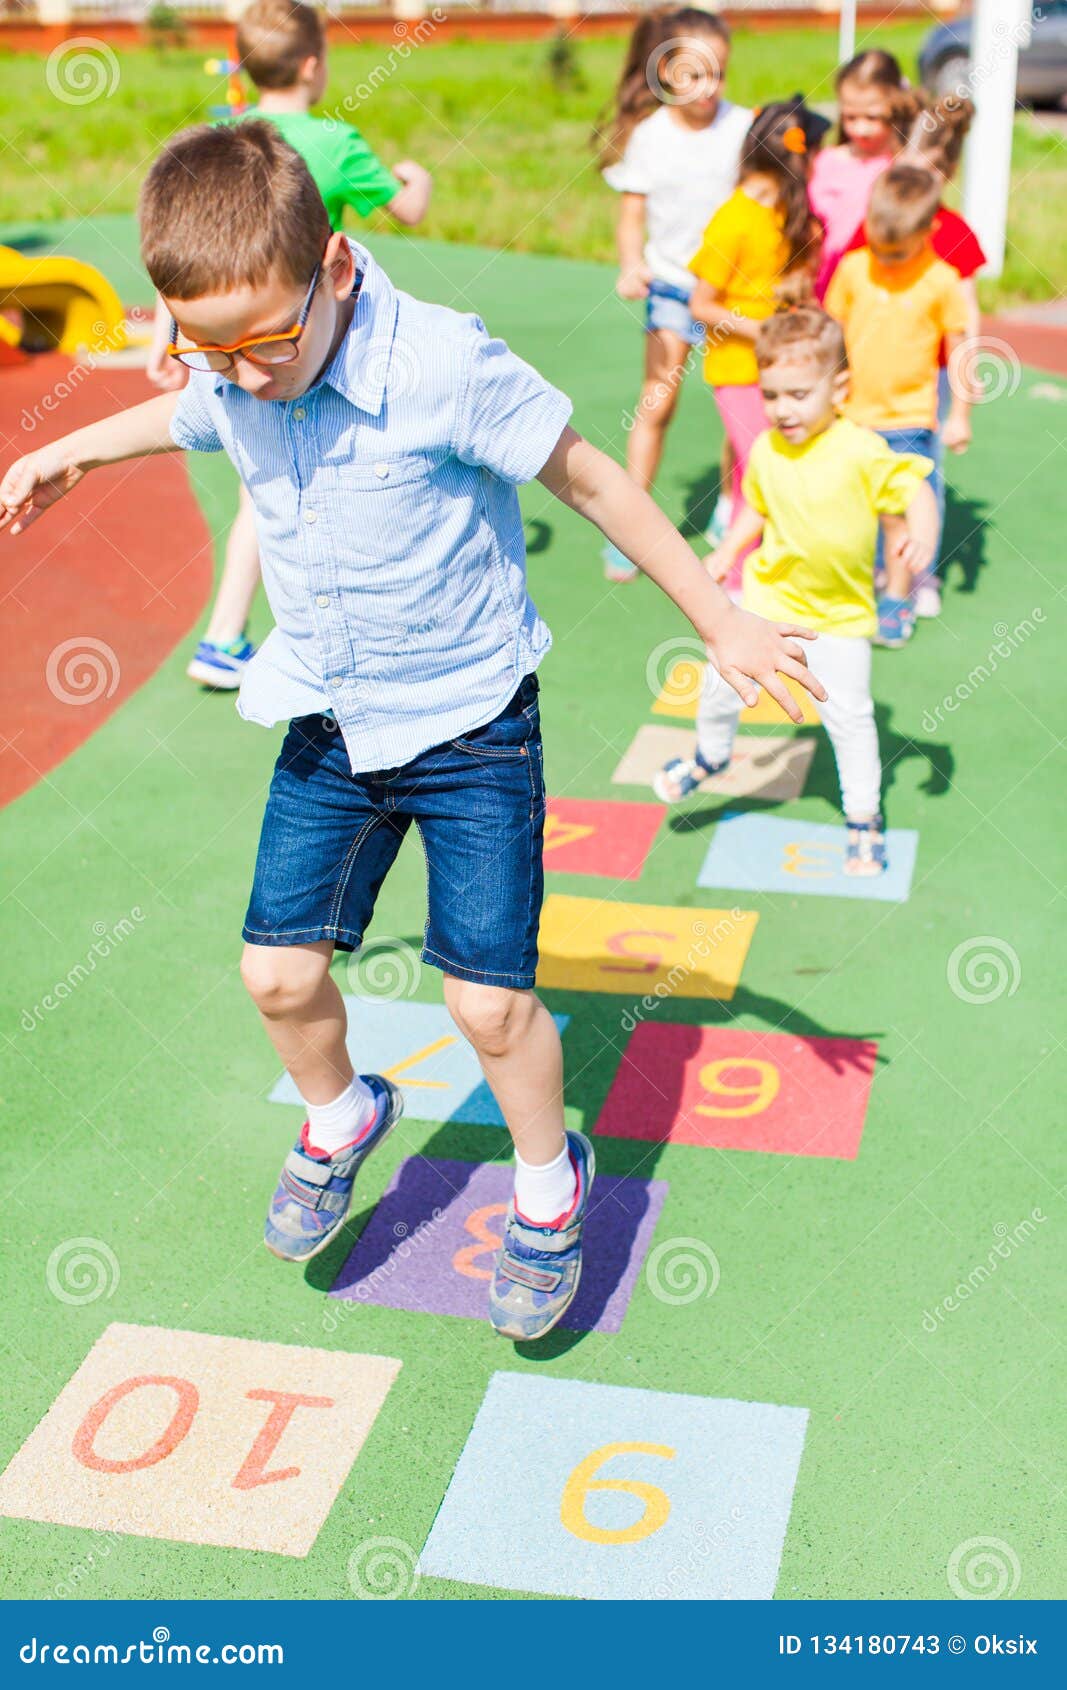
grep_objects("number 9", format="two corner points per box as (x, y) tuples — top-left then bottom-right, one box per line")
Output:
(695, 1057), (779, 1118)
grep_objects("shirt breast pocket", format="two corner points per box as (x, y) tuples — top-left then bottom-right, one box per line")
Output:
(336, 451), (441, 562)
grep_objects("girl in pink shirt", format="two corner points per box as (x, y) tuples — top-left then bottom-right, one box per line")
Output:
(810, 49), (916, 301)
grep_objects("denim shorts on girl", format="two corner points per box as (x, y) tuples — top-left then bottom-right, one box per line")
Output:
(645, 278), (706, 347)
(243, 672), (546, 990)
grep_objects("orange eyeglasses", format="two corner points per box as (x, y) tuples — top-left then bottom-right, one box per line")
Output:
(167, 260), (323, 373)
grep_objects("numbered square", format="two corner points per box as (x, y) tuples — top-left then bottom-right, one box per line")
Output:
(270, 999), (567, 1125)
(420, 1372), (809, 1599)
(537, 893), (758, 1001)
(611, 724), (816, 803)
(0, 1324), (400, 1556)
(543, 796), (665, 880)
(652, 661), (820, 726)
(697, 811), (918, 902)
(594, 1023), (878, 1158)
(330, 1155), (667, 1334)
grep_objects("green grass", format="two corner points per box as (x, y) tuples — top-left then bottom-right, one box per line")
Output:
(1, 24), (1063, 309)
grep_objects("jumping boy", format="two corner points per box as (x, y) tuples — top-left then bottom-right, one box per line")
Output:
(1, 123), (824, 1341)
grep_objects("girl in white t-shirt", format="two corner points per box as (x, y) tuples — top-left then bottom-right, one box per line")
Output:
(596, 7), (750, 579)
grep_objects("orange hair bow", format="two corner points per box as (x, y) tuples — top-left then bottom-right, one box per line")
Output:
(782, 125), (808, 155)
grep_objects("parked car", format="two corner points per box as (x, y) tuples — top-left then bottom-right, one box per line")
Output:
(919, 1), (1067, 106)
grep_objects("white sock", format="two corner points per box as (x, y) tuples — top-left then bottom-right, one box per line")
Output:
(514, 1142), (577, 1225)
(303, 1074), (378, 1156)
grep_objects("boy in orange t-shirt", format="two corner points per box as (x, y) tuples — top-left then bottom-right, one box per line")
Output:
(826, 164), (970, 646)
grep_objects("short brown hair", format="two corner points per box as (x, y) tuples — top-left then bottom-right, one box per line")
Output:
(139, 120), (330, 300)
(755, 307), (847, 377)
(866, 164), (941, 244)
(237, 0), (325, 92)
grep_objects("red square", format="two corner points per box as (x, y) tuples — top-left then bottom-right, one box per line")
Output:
(543, 797), (665, 880)
(594, 1023), (878, 1159)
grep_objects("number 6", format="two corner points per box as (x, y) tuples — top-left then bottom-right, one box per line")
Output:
(560, 1441), (675, 1545)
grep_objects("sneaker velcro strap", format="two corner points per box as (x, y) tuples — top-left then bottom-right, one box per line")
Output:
(284, 1149), (333, 1187)
(501, 1256), (564, 1292)
(280, 1167), (327, 1207)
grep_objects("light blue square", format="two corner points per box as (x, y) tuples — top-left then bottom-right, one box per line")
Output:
(269, 999), (568, 1126)
(420, 1372), (808, 1600)
(697, 811), (918, 902)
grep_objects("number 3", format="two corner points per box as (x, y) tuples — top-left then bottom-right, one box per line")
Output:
(560, 1441), (675, 1545)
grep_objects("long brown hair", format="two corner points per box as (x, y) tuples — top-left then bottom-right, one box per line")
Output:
(833, 47), (906, 146)
(740, 98), (829, 284)
(592, 7), (731, 169)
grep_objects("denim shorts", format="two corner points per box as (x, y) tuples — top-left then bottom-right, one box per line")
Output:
(243, 673), (546, 990)
(645, 279), (706, 347)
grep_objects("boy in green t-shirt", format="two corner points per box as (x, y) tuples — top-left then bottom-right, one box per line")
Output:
(147, 0), (431, 688)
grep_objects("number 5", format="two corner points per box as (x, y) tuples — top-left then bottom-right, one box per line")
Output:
(560, 1441), (675, 1545)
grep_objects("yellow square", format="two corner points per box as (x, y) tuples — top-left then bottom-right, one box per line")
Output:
(0, 1324), (401, 1556)
(652, 660), (820, 725)
(536, 893), (758, 1000)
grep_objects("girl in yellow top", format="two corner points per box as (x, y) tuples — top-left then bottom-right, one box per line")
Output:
(655, 308), (938, 876)
(688, 98), (828, 595)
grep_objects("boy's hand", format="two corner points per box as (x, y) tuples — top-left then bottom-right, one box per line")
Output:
(146, 344), (189, 393)
(886, 528), (935, 578)
(0, 444), (84, 536)
(704, 545), (735, 584)
(705, 605), (826, 722)
(942, 410), (971, 454)
(616, 263), (652, 301)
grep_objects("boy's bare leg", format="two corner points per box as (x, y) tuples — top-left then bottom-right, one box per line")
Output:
(204, 484), (261, 645)
(240, 940), (353, 1104)
(443, 976), (566, 1165)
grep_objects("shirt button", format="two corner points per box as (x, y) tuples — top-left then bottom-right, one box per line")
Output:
(328, 676), (344, 686)
(315, 594), (330, 608)
(304, 509), (317, 524)
(373, 461), (389, 479)
(293, 406), (306, 421)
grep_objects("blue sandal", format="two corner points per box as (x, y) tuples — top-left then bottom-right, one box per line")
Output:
(653, 751), (728, 803)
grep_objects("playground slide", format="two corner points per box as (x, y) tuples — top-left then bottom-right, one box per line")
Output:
(0, 244), (128, 357)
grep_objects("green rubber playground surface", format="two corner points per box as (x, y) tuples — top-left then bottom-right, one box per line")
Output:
(1, 220), (1064, 1601)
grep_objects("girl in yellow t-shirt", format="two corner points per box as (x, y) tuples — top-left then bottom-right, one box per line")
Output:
(688, 98), (828, 595)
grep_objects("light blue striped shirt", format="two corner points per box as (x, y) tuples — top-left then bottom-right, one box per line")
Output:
(170, 238), (573, 772)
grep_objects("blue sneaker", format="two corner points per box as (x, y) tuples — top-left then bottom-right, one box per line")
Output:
(264, 1075), (403, 1262)
(845, 815), (888, 877)
(489, 1130), (595, 1341)
(874, 597), (915, 649)
(186, 634), (256, 689)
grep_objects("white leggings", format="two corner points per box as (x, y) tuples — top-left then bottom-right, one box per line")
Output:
(697, 633), (882, 821)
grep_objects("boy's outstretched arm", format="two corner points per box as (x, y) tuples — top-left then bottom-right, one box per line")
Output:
(537, 425), (827, 721)
(0, 393), (181, 537)
(881, 478), (939, 593)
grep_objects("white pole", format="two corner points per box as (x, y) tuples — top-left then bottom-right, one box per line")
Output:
(962, 0), (1032, 280)
(838, 0), (857, 67)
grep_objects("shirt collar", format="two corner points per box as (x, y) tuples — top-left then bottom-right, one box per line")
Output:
(318, 238), (400, 416)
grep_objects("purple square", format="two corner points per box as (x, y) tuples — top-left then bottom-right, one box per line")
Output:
(329, 1156), (668, 1334)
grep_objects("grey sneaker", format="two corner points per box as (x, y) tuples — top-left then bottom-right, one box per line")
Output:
(489, 1130), (595, 1341)
(264, 1075), (403, 1262)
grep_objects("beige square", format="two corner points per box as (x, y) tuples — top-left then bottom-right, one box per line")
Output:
(0, 1323), (401, 1556)
(652, 660), (821, 725)
(611, 724), (817, 801)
